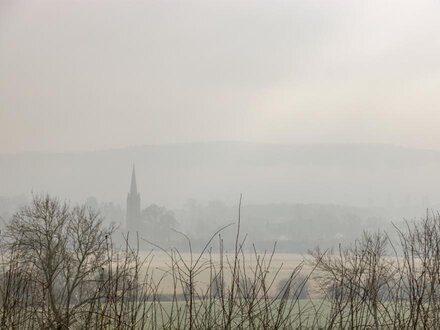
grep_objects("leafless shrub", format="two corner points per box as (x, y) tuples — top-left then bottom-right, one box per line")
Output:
(0, 194), (315, 329)
(7, 194), (440, 329)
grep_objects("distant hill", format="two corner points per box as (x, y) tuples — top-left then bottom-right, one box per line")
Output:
(1, 142), (439, 210)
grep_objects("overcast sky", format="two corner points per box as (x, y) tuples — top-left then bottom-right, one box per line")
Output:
(1, 0), (440, 153)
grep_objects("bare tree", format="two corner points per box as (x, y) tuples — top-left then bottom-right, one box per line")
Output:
(2, 194), (114, 329)
(310, 231), (394, 329)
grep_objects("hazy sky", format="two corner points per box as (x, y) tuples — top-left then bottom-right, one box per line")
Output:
(1, 0), (440, 153)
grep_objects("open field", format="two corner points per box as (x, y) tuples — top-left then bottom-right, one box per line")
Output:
(137, 251), (312, 297)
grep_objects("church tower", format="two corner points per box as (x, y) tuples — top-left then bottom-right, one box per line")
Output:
(126, 164), (141, 232)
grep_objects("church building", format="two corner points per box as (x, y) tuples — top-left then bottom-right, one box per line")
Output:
(125, 165), (178, 240)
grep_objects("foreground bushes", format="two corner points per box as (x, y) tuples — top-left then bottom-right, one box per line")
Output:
(2, 195), (440, 329)
(311, 213), (440, 329)
(0, 195), (310, 329)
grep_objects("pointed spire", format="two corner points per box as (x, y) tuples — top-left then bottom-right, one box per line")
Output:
(130, 164), (138, 194)
(127, 164), (141, 233)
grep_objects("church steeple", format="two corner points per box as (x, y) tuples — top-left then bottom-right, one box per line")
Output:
(130, 164), (138, 195)
(126, 164), (141, 232)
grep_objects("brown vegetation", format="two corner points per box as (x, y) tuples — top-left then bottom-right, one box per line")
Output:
(2, 195), (440, 329)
